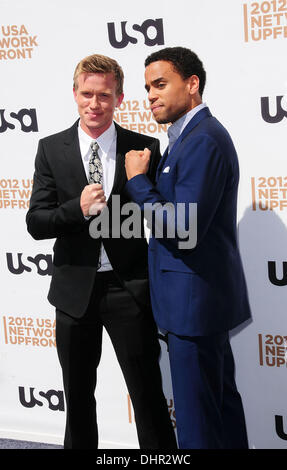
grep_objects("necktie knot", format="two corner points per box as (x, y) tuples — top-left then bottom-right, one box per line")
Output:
(91, 141), (99, 154)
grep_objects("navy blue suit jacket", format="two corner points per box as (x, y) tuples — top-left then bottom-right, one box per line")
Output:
(125, 107), (251, 336)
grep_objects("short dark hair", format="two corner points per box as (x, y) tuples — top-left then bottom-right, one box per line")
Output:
(145, 47), (206, 97)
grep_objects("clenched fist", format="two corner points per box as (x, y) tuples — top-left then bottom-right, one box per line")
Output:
(80, 183), (107, 216)
(125, 148), (151, 180)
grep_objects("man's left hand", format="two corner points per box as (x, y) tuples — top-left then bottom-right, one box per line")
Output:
(125, 148), (151, 180)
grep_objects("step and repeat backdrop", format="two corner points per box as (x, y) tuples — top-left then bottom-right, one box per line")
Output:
(0, 0), (287, 449)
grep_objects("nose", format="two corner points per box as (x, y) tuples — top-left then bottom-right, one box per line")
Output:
(90, 95), (100, 109)
(148, 87), (157, 104)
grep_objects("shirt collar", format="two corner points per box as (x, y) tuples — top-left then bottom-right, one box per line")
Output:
(167, 102), (207, 151)
(78, 121), (116, 158)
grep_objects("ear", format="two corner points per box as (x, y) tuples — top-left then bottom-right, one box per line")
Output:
(187, 75), (200, 95)
(73, 87), (77, 101)
(116, 93), (124, 108)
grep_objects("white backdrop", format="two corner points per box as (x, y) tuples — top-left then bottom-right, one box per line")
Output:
(0, 0), (287, 449)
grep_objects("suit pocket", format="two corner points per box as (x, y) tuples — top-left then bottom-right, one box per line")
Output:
(159, 254), (194, 273)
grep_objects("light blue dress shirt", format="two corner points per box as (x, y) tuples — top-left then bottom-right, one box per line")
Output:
(167, 103), (207, 152)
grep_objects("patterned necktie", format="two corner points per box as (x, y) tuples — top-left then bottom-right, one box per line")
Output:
(89, 141), (103, 185)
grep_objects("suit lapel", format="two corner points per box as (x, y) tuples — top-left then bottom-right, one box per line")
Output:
(156, 146), (169, 182)
(63, 120), (88, 190)
(179, 106), (212, 143)
(109, 123), (128, 198)
(157, 107), (212, 180)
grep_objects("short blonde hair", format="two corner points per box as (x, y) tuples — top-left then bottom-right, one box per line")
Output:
(73, 54), (124, 95)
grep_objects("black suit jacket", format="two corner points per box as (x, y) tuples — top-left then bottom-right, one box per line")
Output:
(26, 121), (161, 317)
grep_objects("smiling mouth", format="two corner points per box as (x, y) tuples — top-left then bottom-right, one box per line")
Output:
(88, 113), (103, 118)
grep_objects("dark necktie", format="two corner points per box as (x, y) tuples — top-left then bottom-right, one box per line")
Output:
(89, 141), (103, 185)
(88, 141), (104, 270)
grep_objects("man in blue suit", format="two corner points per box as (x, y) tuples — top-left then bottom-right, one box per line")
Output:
(125, 47), (251, 449)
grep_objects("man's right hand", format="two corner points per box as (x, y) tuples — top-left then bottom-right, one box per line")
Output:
(80, 183), (107, 216)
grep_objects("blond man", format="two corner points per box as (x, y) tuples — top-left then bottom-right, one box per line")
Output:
(26, 54), (176, 449)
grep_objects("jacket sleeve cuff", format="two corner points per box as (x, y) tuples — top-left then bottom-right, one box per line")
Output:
(125, 174), (154, 206)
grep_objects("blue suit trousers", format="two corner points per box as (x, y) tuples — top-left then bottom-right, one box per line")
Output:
(167, 332), (249, 449)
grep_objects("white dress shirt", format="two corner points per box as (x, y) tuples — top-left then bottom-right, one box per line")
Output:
(78, 121), (117, 271)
